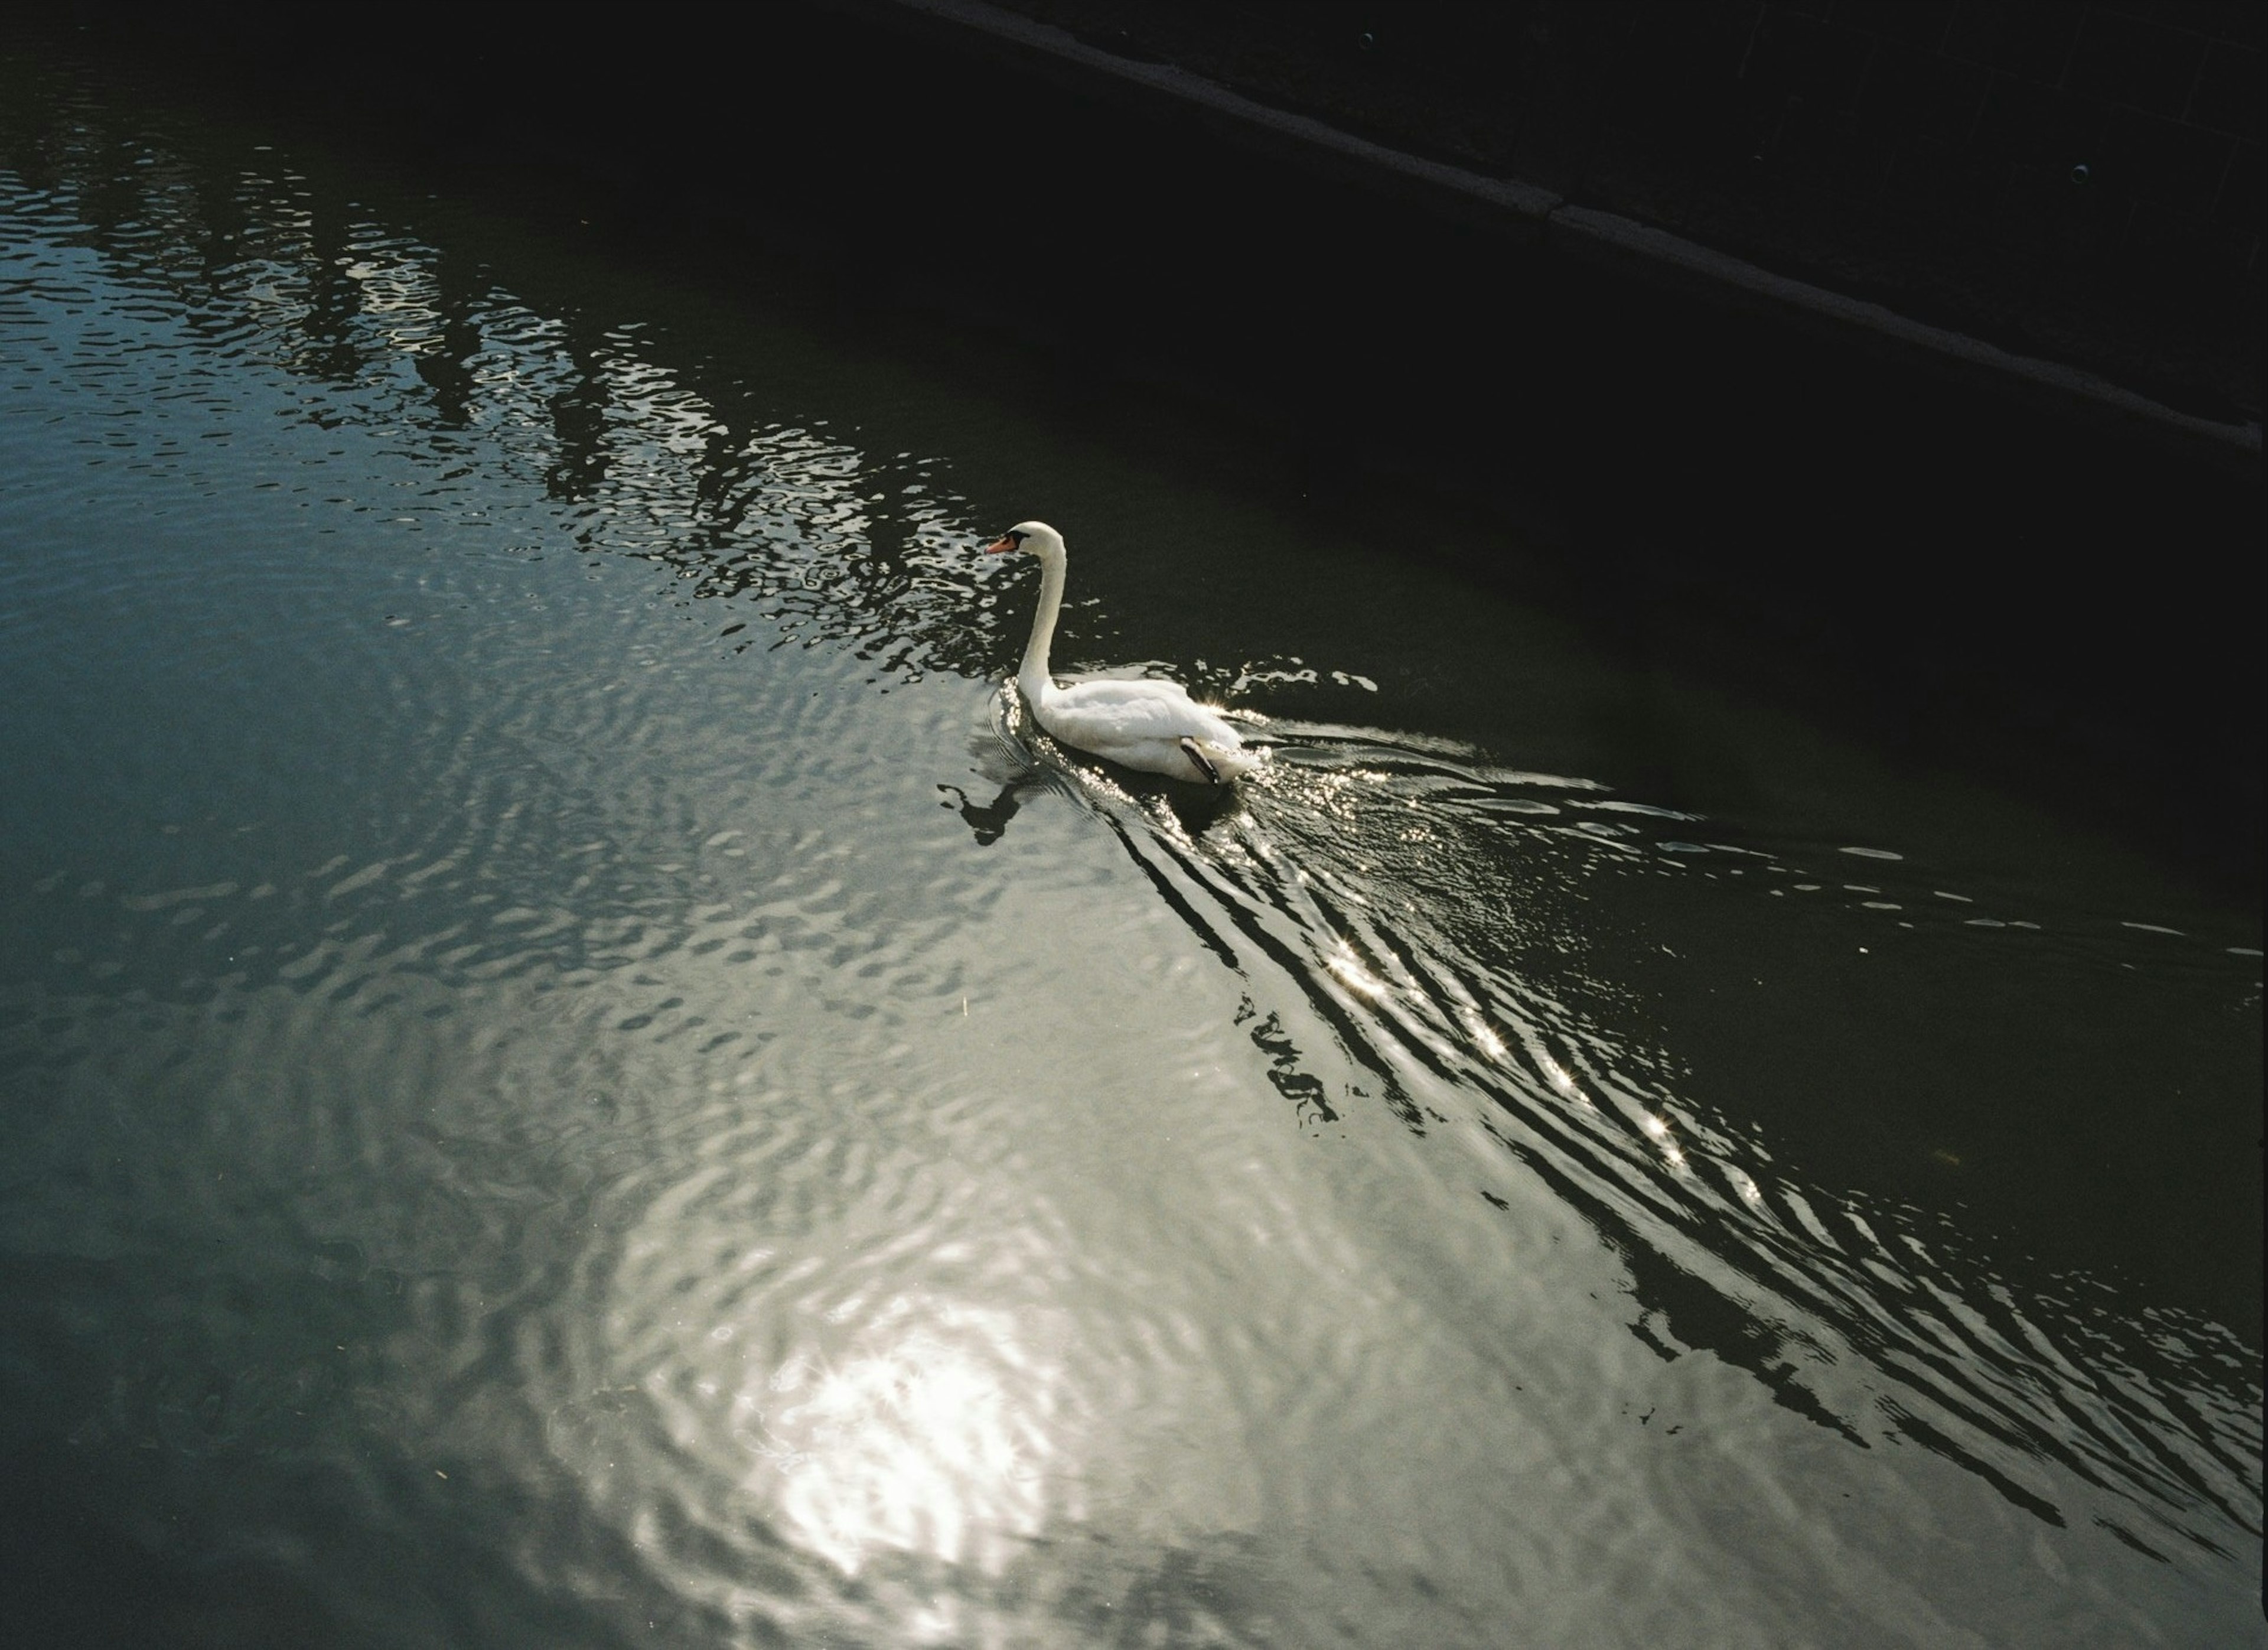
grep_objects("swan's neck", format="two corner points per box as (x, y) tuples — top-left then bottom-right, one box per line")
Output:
(1017, 538), (1067, 712)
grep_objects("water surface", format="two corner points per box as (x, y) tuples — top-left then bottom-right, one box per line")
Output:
(1, 43), (2260, 1648)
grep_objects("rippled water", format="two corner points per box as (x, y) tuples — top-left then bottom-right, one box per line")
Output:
(2, 42), (2260, 1648)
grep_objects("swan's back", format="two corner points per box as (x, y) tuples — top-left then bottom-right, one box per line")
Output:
(1041, 678), (1243, 750)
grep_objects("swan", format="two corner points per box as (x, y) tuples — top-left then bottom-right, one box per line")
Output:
(986, 520), (1257, 785)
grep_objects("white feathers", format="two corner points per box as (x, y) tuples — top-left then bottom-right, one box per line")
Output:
(990, 520), (1256, 785)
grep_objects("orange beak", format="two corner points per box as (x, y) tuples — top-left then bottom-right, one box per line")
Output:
(983, 535), (1017, 554)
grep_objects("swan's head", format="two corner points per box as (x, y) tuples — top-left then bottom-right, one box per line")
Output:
(983, 520), (1063, 558)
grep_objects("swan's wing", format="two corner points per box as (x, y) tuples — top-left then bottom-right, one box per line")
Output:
(1050, 677), (1198, 708)
(1044, 679), (1243, 748)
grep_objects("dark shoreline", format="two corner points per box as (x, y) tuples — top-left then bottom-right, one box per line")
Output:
(835, 0), (2259, 473)
(16, 4), (2263, 902)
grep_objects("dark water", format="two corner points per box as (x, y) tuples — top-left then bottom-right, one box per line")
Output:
(2, 41), (2260, 1649)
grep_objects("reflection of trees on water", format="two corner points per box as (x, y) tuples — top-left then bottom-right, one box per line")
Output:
(184, 164), (252, 341)
(288, 198), (366, 388)
(410, 253), (483, 431)
(542, 337), (610, 501)
(48, 117), (139, 246)
(0, 92), (1012, 688)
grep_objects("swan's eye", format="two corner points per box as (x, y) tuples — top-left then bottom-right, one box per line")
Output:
(1008, 532), (1027, 546)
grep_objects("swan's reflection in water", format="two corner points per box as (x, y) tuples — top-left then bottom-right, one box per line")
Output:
(936, 779), (1034, 847)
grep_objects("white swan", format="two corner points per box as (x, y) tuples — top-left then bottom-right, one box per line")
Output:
(986, 520), (1257, 785)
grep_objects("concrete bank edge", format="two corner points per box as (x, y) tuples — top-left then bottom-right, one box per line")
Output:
(843, 0), (2261, 477)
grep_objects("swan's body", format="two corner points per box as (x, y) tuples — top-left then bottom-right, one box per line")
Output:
(988, 520), (1256, 785)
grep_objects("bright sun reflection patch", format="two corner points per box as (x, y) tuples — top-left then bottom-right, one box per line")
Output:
(1533, 1050), (1594, 1109)
(1461, 1010), (1507, 1062)
(1323, 942), (1390, 998)
(1637, 1111), (1687, 1169)
(754, 1301), (1055, 1576)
